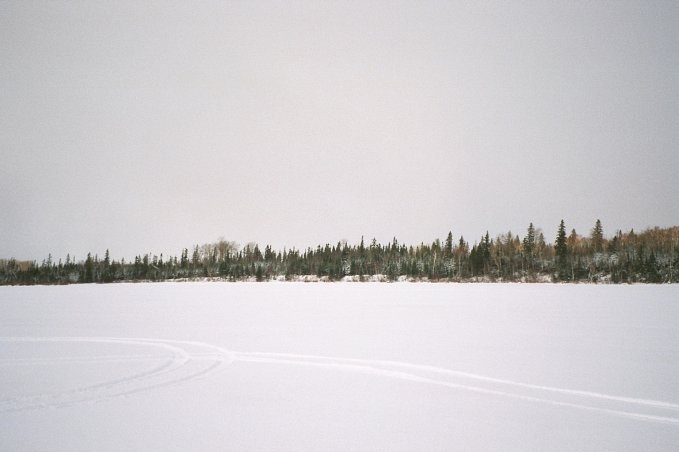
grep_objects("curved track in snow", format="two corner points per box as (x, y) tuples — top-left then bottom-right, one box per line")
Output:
(1, 336), (678, 425)
(0, 337), (232, 412)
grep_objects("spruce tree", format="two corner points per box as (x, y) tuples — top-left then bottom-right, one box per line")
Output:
(523, 222), (536, 273)
(84, 253), (94, 283)
(523, 223), (535, 255)
(444, 231), (453, 258)
(591, 219), (604, 253)
(555, 220), (568, 276)
(103, 249), (111, 282)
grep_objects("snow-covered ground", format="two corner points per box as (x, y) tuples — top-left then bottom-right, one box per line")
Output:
(1, 283), (678, 451)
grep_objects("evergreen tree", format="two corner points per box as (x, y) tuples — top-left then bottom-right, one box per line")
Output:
(444, 231), (453, 258)
(456, 236), (468, 277)
(102, 249), (112, 282)
(180, 248), (189, 269)
(84, 253), (94, 283)
(482, 232), (491, 274)
(591, 219), (604, 253)
(555, 220), (569, 276)
(523, 223), (536, 273)
(523, 223), (535, 257)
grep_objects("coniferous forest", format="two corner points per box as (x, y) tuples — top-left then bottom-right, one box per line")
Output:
(1, 221), (678, 285)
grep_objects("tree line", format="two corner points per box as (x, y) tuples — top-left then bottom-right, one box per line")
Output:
(1, 220), (678, 285)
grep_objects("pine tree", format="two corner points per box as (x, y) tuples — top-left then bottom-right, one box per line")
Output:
(444, 231), (453, 258)
(523, 223), (536, 273)
(483, 232), (491, 263)
(523, 223), (535, 255)
(457, 236), (468, 278)
(180, 248), (189, 269)
(102, 249), (111, 282)
(555, 220), (568, 276)
(84, 253), (94, 283)
(591, 219), (604, 253)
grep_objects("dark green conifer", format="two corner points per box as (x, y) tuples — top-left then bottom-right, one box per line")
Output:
(555, 220), (569, 275)
(591, 219), (604, 253)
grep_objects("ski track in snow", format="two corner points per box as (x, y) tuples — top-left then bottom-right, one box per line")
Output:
(1, 336), (678, 426)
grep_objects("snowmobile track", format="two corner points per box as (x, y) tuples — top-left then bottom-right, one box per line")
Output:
(2, 336), (678, 425)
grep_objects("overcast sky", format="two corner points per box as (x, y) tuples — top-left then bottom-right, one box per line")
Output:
(2, 1), (678, 261)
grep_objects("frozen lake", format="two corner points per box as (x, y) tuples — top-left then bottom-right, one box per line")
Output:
(1, 283), (678, 451)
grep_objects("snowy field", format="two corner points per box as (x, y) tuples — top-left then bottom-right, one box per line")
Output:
(1, 283), (678, 451)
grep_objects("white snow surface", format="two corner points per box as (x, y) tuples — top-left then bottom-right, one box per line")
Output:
(1, 282), (678, 451)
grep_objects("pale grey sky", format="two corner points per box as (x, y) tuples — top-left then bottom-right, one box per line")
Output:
(1, 1), (678, 261)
